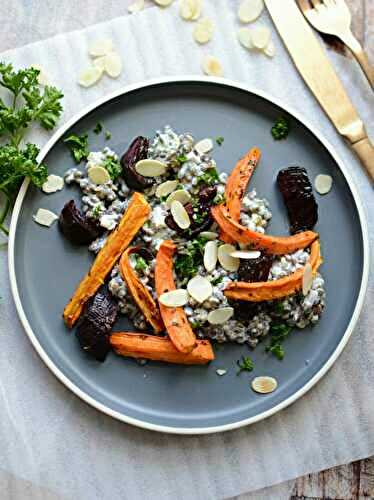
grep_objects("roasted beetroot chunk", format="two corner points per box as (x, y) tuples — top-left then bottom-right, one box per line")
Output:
(76, 286), (118, 362)
(121, 136), (152, 191)
(232, 301), (261, 321)
(277, 166), (318, 234)
(238, 254), (274, 283)
(59, 200), (101, 245)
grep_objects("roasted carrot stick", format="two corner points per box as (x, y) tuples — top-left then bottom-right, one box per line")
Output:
(120, 247), (164, 333)
(110, 332), (214, 365)
(224, 240), (322, 301)
(155, 240), (197, 354)
(63, 193), (151, 328)
(212, 204), (318, 255)
(221, 147), (261, 243)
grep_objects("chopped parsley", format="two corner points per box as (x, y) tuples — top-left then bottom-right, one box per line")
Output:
(64, 133), (89, 163)
(91, 204), (102, 219)
(216, 136), (224, 146)
(213, 193), (225, 205)
(135, 256), (148, 272)
(273, 301), (285, 315)
(211, 276), (223, 286)
(176, 154), (188, 165)
(104, 130), (112, 140)
(265, 322), (293, 360)
(236, 356), (254, 375)
(174, 237), (207, 282)
(271, 116), (290, 141)
(93, 122), (103, 134)
(197, 167), (220, 186)
(102, 156), (121, 181)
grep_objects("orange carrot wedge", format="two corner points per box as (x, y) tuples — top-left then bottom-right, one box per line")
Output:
(63, 193), (151, 328)
(120, 247), (164, 333)
(221, 147), (261, 243)
(155, 240), (197, 354)
(110, 332), (214, 365)
(224, 240), (322, 302)
(212, 204), (318, 255)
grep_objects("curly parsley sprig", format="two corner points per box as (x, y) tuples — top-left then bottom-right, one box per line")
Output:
(0, 62), (64, 236)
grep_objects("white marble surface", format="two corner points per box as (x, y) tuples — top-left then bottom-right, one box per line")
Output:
(0, 2), (372, 500)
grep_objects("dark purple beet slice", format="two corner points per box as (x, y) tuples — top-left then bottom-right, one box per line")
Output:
(277, 166), (318, 234)
(59, 200), (101, 245)
(232, 301), (261, 321)
(238, 254), (274, 283)
(121, 136), (152, 191)
(76, 286), (118, 362)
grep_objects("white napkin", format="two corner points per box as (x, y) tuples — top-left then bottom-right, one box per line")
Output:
(0, 2), (373, 500)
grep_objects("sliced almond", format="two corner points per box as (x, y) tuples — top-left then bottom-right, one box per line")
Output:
(42, 174), (64, 194)
(204, 240), (218, 272)
(135, 159), (167, 177)
(93, 56), (107, 71)
(159, 289), (189, 307)
(171, 200), (191, 229)
(154, 0), (174, 6)
(180, 0), (201, 20)
(156, 180), (179, 198)
(208, 307), (234, 325)
(202, 56), (223, 77)
(33, 208), (59, 227)
(302, 262), (313, 296)
(104, 52), (123, 78)
(195, 138), (214, 155)
(187, 275), (213, 303)
(251, 376), (278, 394)
(218, 244), (240, 272)
(200, 231), (218, 240)
(78, 66), (103, 87)
(166, 189), (191, 207)
(128, 0), (145, 13)
(238, 0), (264, 23)
(229, 250), (261, 259)
(88, 165), (111, 184)
(88, 38), (114, 57)
(315, 174), (333, 195)
(216, 369), (227, 376)
(251, 26), (271, 49)
(263, 40), (275, 58)
(238, 27), (253, 49)
(193, 18), (214, 44)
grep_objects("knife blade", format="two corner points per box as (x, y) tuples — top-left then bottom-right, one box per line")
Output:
(265, 0), (374, 180)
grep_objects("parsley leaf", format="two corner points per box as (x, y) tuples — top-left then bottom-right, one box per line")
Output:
(236, 356), (254, 375)
(271, 116), (290, 140)
(0, 62), (63, 236)
(102, 156), (121, 181)
(64, 133), (89, 163)
(135, 256), (148, 272)
(93, 122), (103, 134)
(196, 167), (220, 186)
(216, 136), (224, 146)
(174, 237), (207, 282)
(265, 322), (293, 360)
(104, 130), (111, 140)
(176, 154), (188, 165)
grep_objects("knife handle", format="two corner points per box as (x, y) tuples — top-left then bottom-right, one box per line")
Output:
(351, 137), (374, 182)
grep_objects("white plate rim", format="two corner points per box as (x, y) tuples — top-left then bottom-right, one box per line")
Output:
(8, 75), (370, 435)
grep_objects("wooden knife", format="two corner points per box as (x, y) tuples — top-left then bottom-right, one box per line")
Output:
(265, 0), (374, 181)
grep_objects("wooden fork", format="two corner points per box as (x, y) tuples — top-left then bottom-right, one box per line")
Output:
(297, 0), (374, 89)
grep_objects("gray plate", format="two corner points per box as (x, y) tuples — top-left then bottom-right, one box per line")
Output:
(9, 78), (369, 434)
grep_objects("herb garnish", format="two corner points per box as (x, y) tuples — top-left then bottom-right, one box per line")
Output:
(104, 130), (111, 140)
(64, 133), (89, 163)
(0, 62), (63, 236)
(176, 154), (188, 165)
(93, 122), (103, 134)
(236, 356), (254, 375)
(213, 193), (225, 205)
(216, 136), (224, 146)
(271, 116), (290, 140)
(135, 256), (148, 272)
(174, 236), (207, 282)
(211, 276), (223, 286)
(196, 167), (220, 186)
(91, 204), (102, 219)
(102, 156), (121, 181)
(266, 322), (293, 360)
